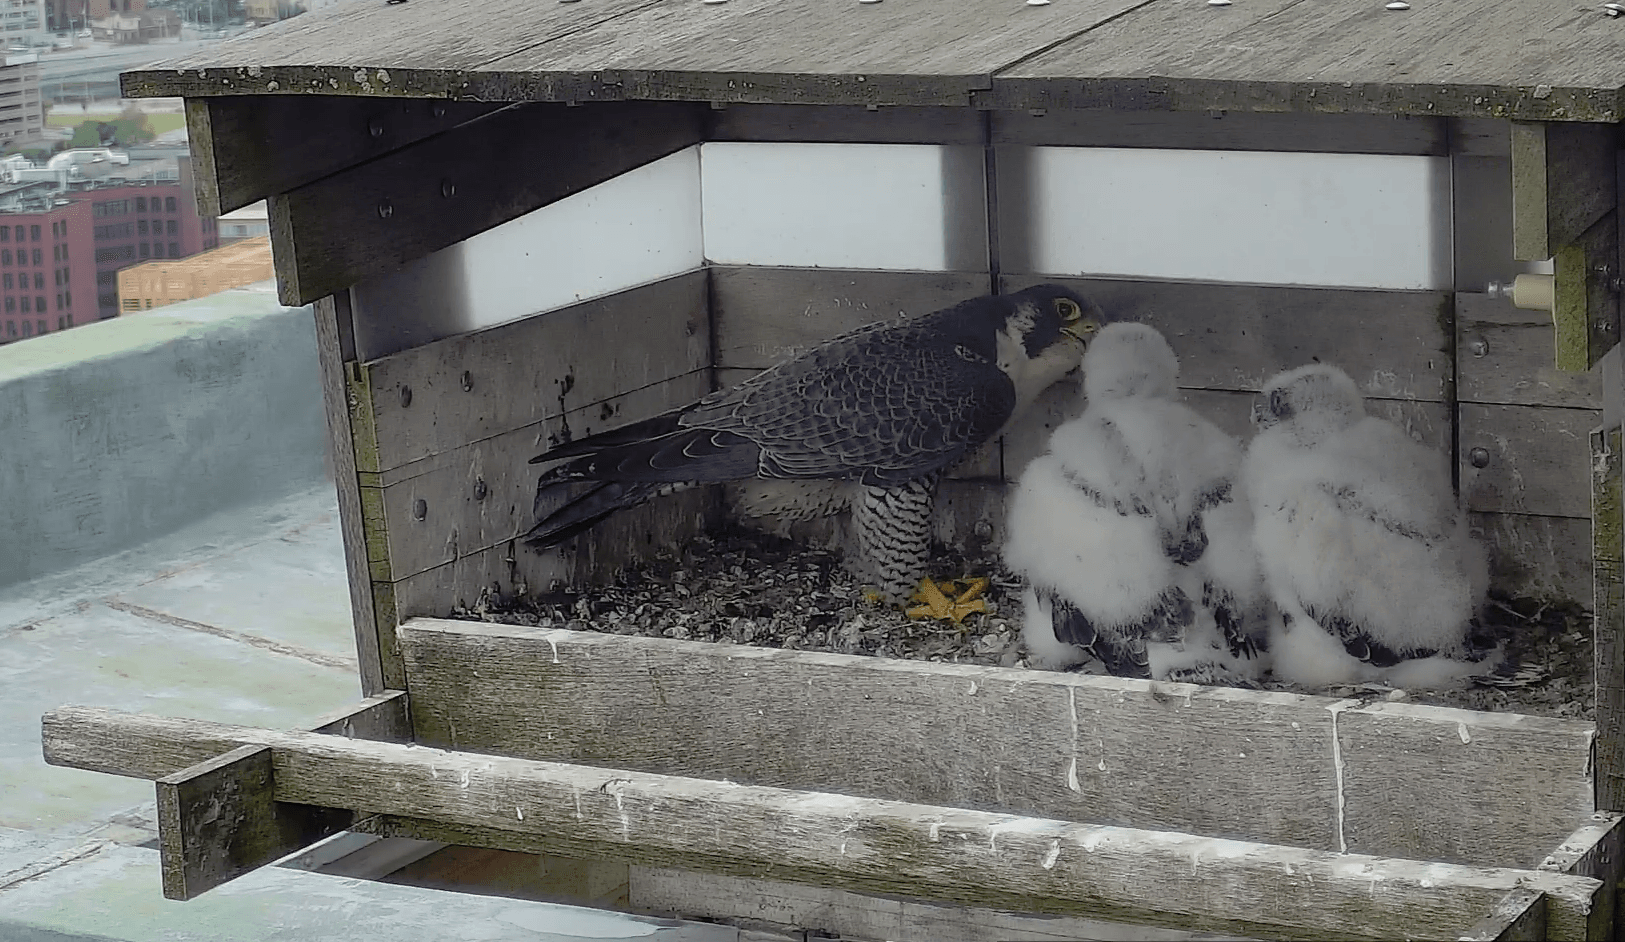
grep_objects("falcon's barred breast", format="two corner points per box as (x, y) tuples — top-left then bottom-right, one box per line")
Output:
(524, 284), (1107, 603)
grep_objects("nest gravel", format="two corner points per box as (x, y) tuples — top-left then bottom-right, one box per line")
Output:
(454, 528), (1594, 720)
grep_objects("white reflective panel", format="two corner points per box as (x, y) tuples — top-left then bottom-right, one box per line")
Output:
(701, 142), (978, 272)
(351, 147), (704, 360)
(1019, 148), (1451, 290)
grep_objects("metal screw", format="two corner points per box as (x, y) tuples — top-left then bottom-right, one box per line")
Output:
(1599, 319), (1617, 335)
(377, 200), (393, 219)
(367, 116), (385, 138)
(1469, 447), (1491, 469)
(399, 385), (412, 408)
(440, 179), (457, 199)
(473, 478), (488, 501)
(431, 103), (446, 118)
(461, 370), (473, 391)
(412, 498), (427, 520)
(1486, 281), (1512, 299)
(1466, 334), (1489, 358)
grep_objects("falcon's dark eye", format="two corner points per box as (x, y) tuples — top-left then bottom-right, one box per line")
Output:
(1054, 298), (1082, 322)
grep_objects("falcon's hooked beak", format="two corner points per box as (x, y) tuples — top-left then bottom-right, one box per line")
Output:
(1052, 295), (1104, 348)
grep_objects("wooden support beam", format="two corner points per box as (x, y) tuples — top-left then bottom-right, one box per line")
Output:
(1457, 888), (1546, 942)
(156, 744), (353, 900)
(395, 620), (1594, 869)
(1536, 813), (1625, 941)
(1552, 211), (1620, 372)
(184, 96), (506, 217)
(268, 100), (706, 307)
(1597, 426), (1625, 814)
(37, 706), (1607, 940)
(1511, 121), (1617, 262)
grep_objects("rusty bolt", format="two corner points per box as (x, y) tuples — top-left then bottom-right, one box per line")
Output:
(1466, 334), (1489, 358)
(399, 385), (412, 408)
(413, 498), (427, 520)
(461, 370), (473, 392)
(474, 478), (488, 501)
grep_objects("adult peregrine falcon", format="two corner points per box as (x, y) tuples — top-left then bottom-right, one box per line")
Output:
(523, 284), (1106, 603)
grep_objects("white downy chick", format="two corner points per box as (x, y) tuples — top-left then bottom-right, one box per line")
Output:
(1004, 323), (1268, 682)
(1242, 364), (1493, 689)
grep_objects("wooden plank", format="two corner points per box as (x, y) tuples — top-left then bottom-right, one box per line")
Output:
(313, 295), (392, 693)
(1596, 427), (1625, 813)
(308, 690), (412, 742)
(1457, 888), (1546, 942)
(708, 104), (984, 145)
(368, 370), (710, 582)
(187, 96), (506, 216)
(992, 110), (1446, 155)
(1512, 122), (1618, 263)
(1000, 274), (1454, 402)
(1333, 701), (1596, 869)
(1536, 813), (1625, 942)
(38, 706), (1607, 942)
(1459, 403), (1600, 518)
(1454, 119), (1513, 160)
(1552, 210), (1620, 372)
(1458, 293), (1603, 409)
(987, 0), (1625, 122)
(268, 100), (706, 306)
(628, 867), (1254, 942)
(381, 487), (718, 624)
(359, 270), (709, 473)
(399, 620), (1594, 866)
(156, 743), (352, 900)
(1472, 512), (1595, 607)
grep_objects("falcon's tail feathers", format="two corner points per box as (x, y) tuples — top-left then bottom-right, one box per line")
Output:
(523, 480), (668, 549)
(533, 427), (763, 485)
(528, 409), (690, 464)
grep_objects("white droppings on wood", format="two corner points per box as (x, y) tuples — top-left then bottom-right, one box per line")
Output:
(928, 822), (941, 842)
(1457, 722), (1472, 744)
(1326, 701), (1351, 854)
(1042, 839), (1061, 869)
(547, 638), (560, 664)
(516, 807), (524, 821)
(458, 768), (470, 789)
(967, 680), (978, 695)
(1066, 756), (1080, 792)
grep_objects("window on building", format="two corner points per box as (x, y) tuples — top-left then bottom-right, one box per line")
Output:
(30, 248), (39, 266)
(50, 221), (57, 238)
(165, 197), (176, 212)
(2, 251), (10, 267)
(137, 219), (148, 235)
(96, 271), (114, 285)
(5, 321), (12, 337)
(32, 273), (41, 290)
(135, 197), (147, 212)
(93, 200), (128, 218)
(60, 220), (66, 237)
(4, 273), (13, 290)
(64, 313), (71, 327)
(65, 291), (70, 308)
(1, 226), (10, 243)
(55, 315), (61, 329)
(168, 242), (179, 257)
(12, 226), (21, 242)
(20, 320), (28, 337)
(122, 298), (140, 312)
(55, 293), (61, 310)
(166, 220), (176, 235)
(36, 300), (45, 318)
(21, 296), (29, 313)
(29, 225), (38, 242)
(5, 297), (13, 313)
(97, 293), (115, 309)
(37, 319), (44, 335)
(152, 243), (164, 259)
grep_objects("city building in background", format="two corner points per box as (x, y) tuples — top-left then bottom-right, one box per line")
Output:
(117, 233), (269, 312)
(0, 51), (43, 146)
(0, 0), (46, 51)
(216, 198), (264, 242)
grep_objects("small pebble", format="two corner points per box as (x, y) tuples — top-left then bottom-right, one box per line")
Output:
(1384, 0), (1409, 8)
(1026, 0), (1051, 5)
(1206, 0), (1231, 5)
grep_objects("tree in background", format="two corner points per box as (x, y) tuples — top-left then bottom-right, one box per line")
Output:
(67, 106), (154, 149)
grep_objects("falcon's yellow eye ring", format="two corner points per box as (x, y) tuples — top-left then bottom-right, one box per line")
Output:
(1054, 298), (1083, 322)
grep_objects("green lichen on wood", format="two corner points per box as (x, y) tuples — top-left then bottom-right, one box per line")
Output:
(346, 362), (381, 474)
(357, 484), (392, 584)
(1553, 240), (1590, 373)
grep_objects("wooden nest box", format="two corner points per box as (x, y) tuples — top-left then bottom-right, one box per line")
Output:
(43, 2), (1625, 938)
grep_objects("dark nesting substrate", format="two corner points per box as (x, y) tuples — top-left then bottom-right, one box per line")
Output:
(454, 527), (1594, 721)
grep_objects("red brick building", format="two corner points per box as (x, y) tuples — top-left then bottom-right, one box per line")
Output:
(0, 178), (217, 341)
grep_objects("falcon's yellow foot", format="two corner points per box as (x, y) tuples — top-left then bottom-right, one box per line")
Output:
(906, 576), (991, 623)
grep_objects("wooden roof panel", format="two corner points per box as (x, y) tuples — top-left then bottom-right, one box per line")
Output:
(121, 0), (1625, 120)
(992, 0), (1625, 121)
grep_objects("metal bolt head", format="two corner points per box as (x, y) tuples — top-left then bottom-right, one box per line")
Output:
(1469, 446), (1491, 468)
(377, 200), (393, 219)
(441, 179), (457, 199)
(412, 498), (427, 520)
(367, 116), (385, 138)
(1467, 334), (1489, 358)
(473, 478), (488, 501)
(431, 103), (446, 118)
(399, 384), (412, 408)
(461, 370), (473, 391)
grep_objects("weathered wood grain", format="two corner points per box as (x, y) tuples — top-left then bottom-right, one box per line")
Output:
(1460, 403), (1600, 518)
(1453, 119), (1512, 159)
(1536, 813), (1625, 941)
(359, 270), (708, 473)
(628, 867), (1254, 942)
(380, 487), (719, 624)
(399, 620), (1594, 867)
(988, 0), (1625, 122)
(368, 370), (710, 582)
(1472, 511), (1595, 607)
(1001, 274), (1453, 402)
(1552, 210), (1620, 372)
(185, 96), (504, 216)
(1595, 427), (1625, 813)
(156, 744), (352, 900)
(38, 706), (1607, 941)
(1333, 701), (1595, 869)
(992, 109), (1446, 155)
(1457, 293), (1603, 409)
(308, 690), (412, 743)
(1511, 122), (1618, 263)
(268, 101), (706, 306)
(708, 105), (983, 145)
(1457, 888), (1546, 942)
